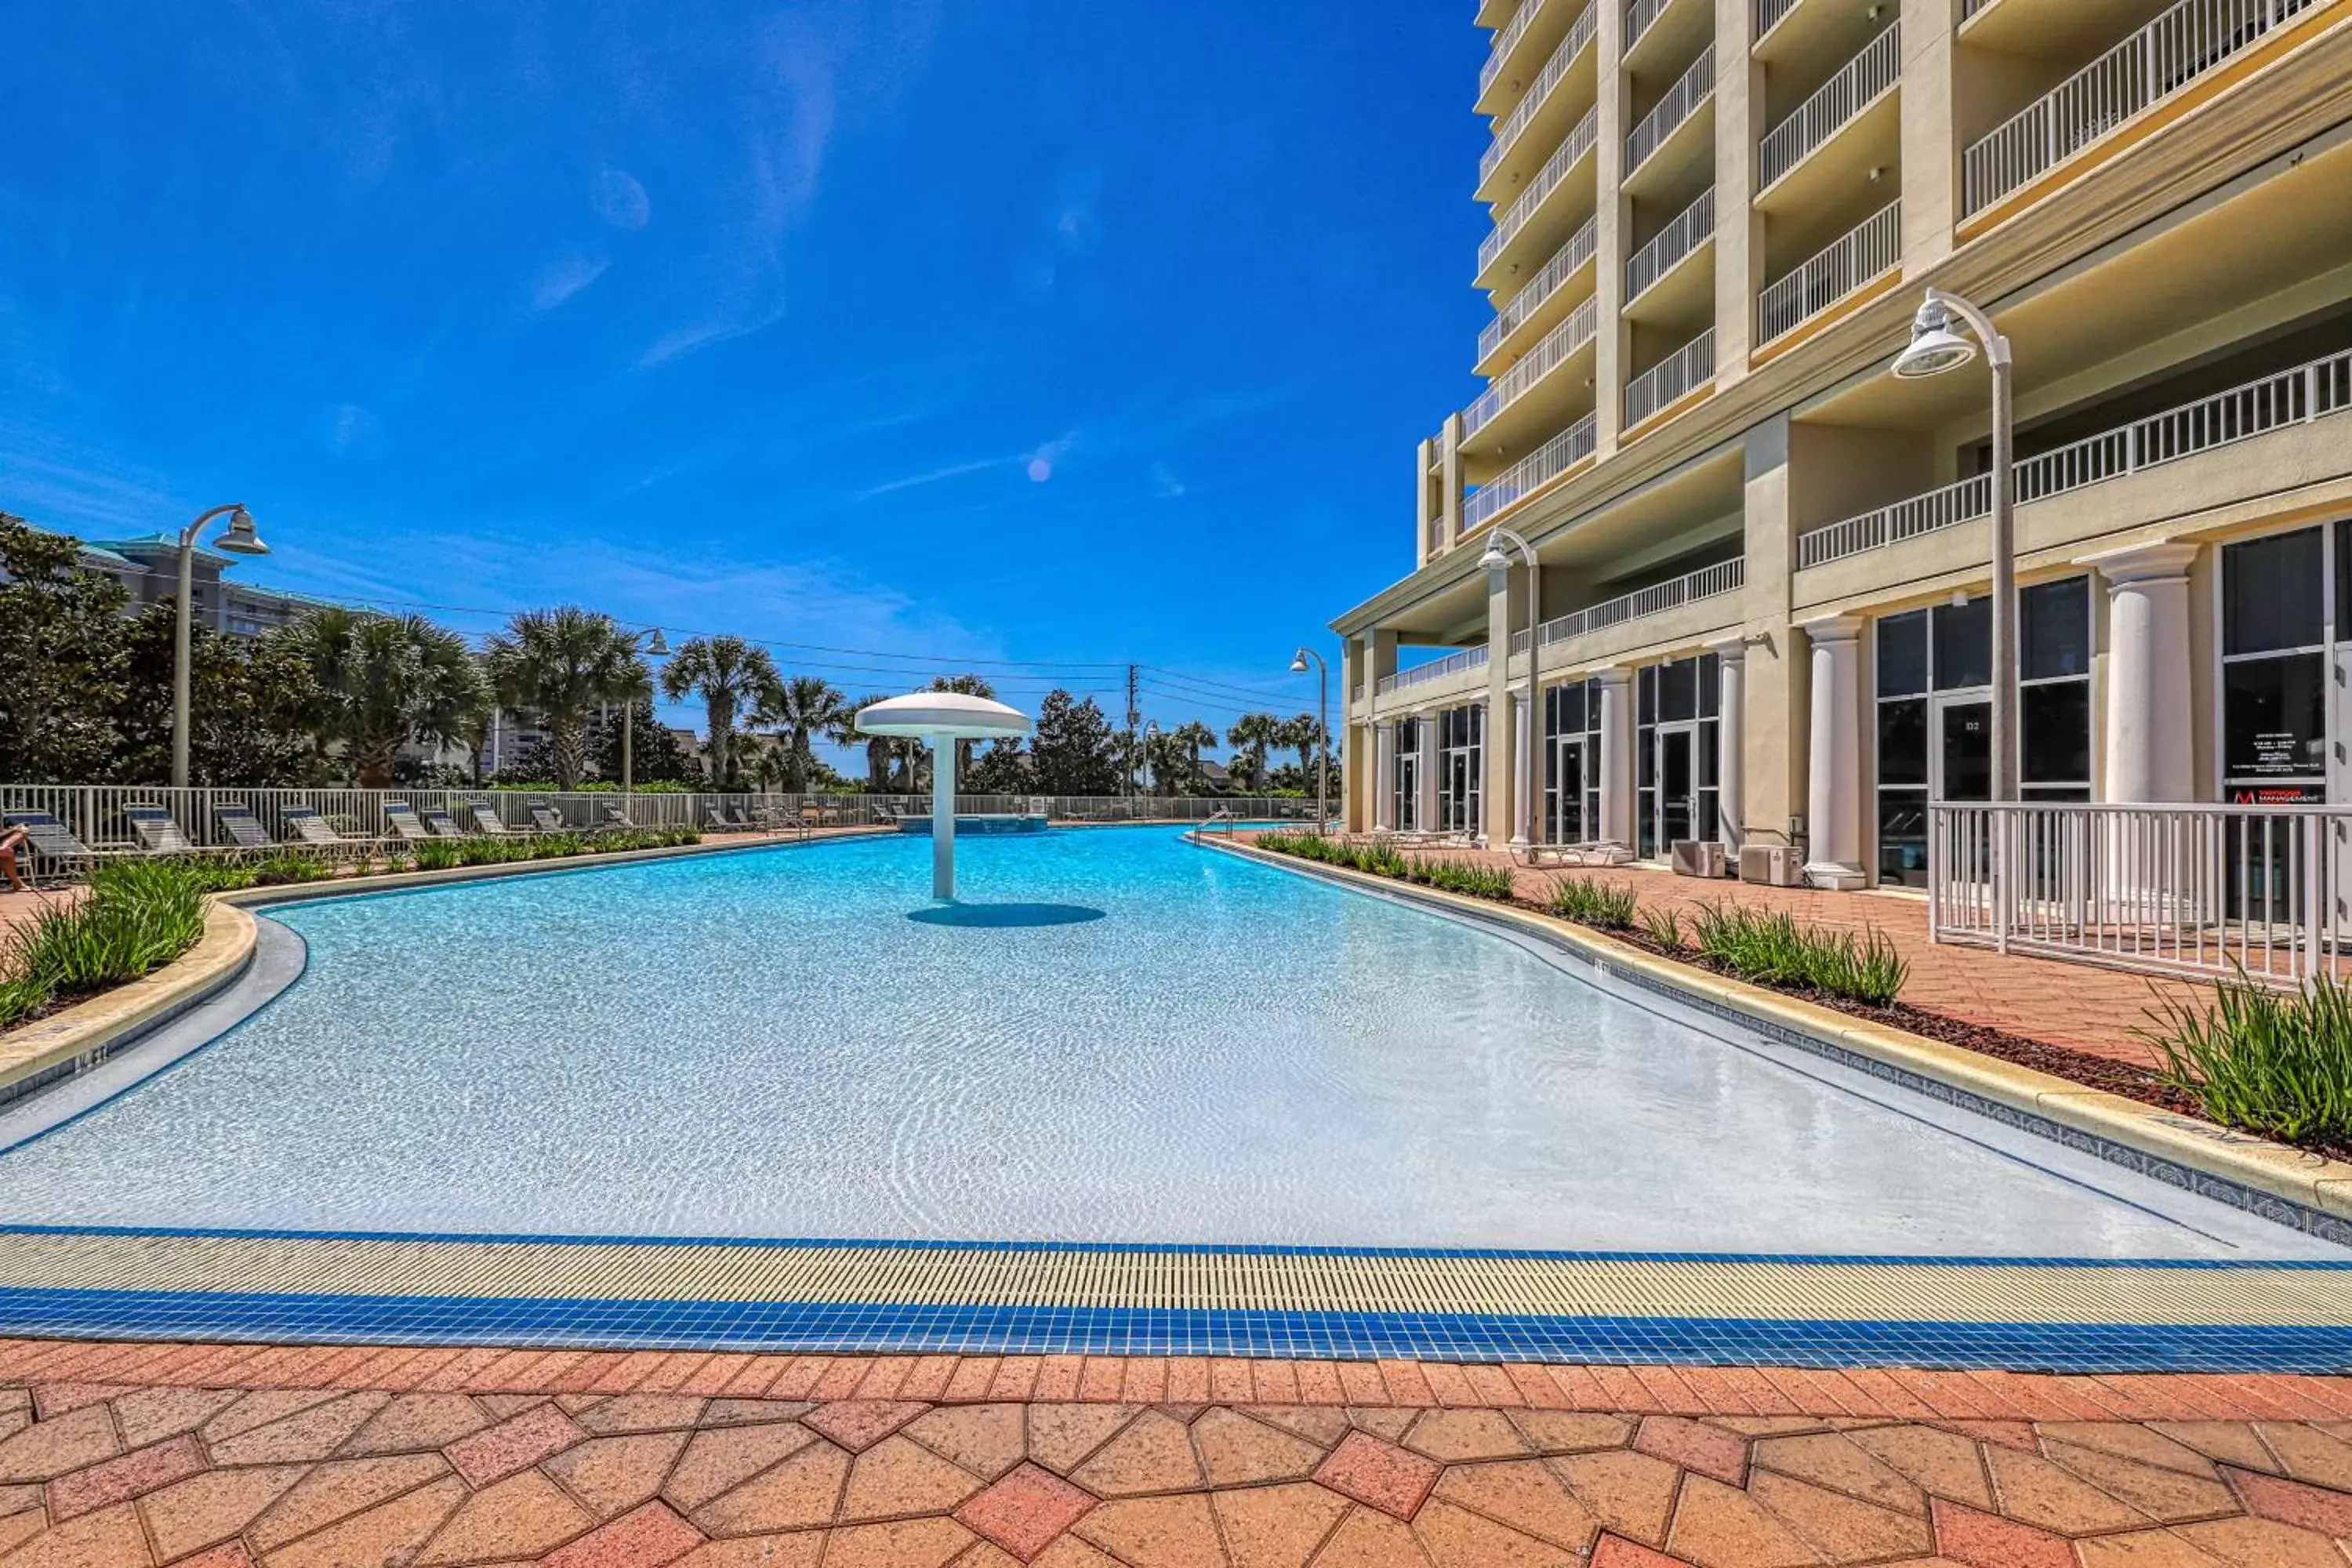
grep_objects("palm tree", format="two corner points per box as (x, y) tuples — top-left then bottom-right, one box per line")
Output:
(840, 694), (902, 793)
(1283, 712), (1323, 781)
(928, 673), (997, 776)
(487, 607), (644, 790)
(1225, 711), (1282, 793)
(285, 608), (488, 787)
(659, 635), (781, 789)
(760, 674), (854, 792)
(1171, 720), (1218, 795)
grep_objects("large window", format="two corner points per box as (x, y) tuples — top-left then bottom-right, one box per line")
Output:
(1542, 680), (1602, 844)
(1873, 578), (2092, 887)
(2220, 526), (2330, 803)
(1437, 704), (1483, 834)
(1635, 653), (1720, 858)
(1391, 717), (1421, 831)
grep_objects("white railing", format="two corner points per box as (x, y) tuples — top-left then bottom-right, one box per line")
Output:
(1624, 187), (1715, 303)
(1757, 0), (1803, 37)
(1960, 0), (1995, 17)
(1625, 0), (1674, 54)
(1624, 327), (1716, 427)
(1759, 22), (1900, 191)
(0, 786), (1336, 863)
(1480, 0), (1546, 97)
(1757, 200), (1900, 343)
(1962, 0), (2320, 215)
(1465, 296), (1599, 434)
(1516, 557), (1744, 652)
(1931, 800), (2352, 989)
(1375, 645), (1492, 698)
(1479, 106), (1600, 274)
(1481, 3), (1600, 184)
(1625, 45), (1715, 179)
(1798, 345), (2352, 568)
(1479, 217), (1599, 364)
(1465, 413), (1599, 532)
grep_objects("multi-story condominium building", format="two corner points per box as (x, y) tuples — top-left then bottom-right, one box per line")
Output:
(67, 531), (332, 637)
(1333, 0), (2352, 889)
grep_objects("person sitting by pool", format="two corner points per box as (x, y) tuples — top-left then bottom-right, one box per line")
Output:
(0, 823), (27, 894)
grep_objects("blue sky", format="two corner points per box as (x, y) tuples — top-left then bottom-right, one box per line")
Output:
(2, 3), (1487, 741)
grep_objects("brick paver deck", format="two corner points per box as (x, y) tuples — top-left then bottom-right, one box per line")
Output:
(1253, 838), (2212, 1070)
(3, 1342), (2352, 1565)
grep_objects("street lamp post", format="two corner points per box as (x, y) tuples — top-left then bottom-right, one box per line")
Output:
(1891, 289), (2017, 802)
(622, 628), (671, 803)
(1289, 648), (1329, 831)
(1477, 526), (1539, 850)
(172, 503), (269, 789)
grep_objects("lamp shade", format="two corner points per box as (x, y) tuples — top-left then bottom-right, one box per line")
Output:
(855, 691), (1031, 741)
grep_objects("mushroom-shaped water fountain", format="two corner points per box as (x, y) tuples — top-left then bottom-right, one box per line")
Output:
(855, 690), (1033, 900)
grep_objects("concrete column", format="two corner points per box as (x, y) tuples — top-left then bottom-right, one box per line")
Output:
(1710, 639), (1746, 852)
(1802, 615), (1867, 890)
(1595, 668), (1635, 848)
(1899, 0), (1957, 274)
(1484, 566), (1516, 848)
(1374, 723), (1397, 831)
(1592, 0), (1627, 459)
(2085, 541), (2201, 803)
(1711, 0), (1759, 381)
(1513, 689), (1535, 848)
(1415, 437), (1439, 568)
(1439, 413), (1466, 556)
(1417, 713), (1439, 831)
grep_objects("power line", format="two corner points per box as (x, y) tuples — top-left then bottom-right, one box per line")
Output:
(1137, 664), (1314, 702)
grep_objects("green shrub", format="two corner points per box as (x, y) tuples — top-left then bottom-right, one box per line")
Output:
(1403, 857), (1515, 899)
(2141, 972), (2352, 1149)
(1802, 926), (1909, 1007)
(11, 860), (209, 996)
(157, 854), (258, 892)
(1546, 877), (1639, 929)
(0, 971), (53, 1032)
(1639, 905), (1685, 951)
(1690, 903), (1908, 1005)
(253, 850), (333, 884)
(412, 840), (464, 871)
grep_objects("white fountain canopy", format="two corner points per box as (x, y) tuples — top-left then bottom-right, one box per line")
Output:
(855, 691), (1032, 899)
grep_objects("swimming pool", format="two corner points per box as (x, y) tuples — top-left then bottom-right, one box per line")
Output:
(0, 826), (2328, 1259)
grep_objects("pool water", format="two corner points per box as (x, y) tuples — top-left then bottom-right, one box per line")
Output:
(0, 827), (2320, 1256)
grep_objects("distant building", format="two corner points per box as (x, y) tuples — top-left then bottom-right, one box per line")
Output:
(67, 532), (334, 637)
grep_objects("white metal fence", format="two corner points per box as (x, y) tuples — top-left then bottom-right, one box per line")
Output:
(1464, 413), (1599, 532)
(1931, 800), (2352, 989)
(0, 785), (1326, 863)
(1374, 645), (1491, 699)
(1798, 344), (2352, 568)
(1515, 556), (1744, 653)
(1758, 200), (1900, 344)
(1479, 217), (1598, 365)
(1480, 1), (1599, 184)
(1624, 0), (1673, 54)
(1625, 45), (1714, 179)
(1624, 327), (1716, 427)
(1759, 21), (1900, 191)
(1479, 107), (1600, 274)
(1962, 0), (2319, 215)
(1625, 187), (1715, 303)
(1466, 296), (1599, 434)
(1757, 0), (1802, 37)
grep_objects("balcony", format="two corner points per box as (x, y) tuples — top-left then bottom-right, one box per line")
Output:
(1464, 414), (1599, 532)
(1757, 200), (1900, 347)
(1624, 187), (1715, 320)
(1625, 0), (1711, 73)
(1477, 216), (1599, 372)
(1477, 3), (1601, 200)
(1962, 0), (2325, 219)
(1479, 0), (1548, 107)
(1624, 45), (1715, 192)
(1477, 105), (1601, 287)
(1512, 557), (1745, 654)
(1756, 22), (1900, 204)
(1465, 296), (1600, 437)
(1624, 328), (1716, 430)
(1376, 644), (1490, 699)
(1795, 344), (2352, 568)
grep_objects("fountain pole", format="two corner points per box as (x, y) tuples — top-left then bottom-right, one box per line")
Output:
(932, 733), (956, 900)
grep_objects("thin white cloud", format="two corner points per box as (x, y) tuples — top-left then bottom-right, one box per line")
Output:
(529, 255), (609, 312)
(633, 303), (788, 370)
(853, 455), (1017, 501)
(1149, 461), (1186, 500)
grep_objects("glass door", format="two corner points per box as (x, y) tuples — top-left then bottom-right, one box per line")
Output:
(1655, 721), (1699, 848)
(1393, 748), (1419, 831)
(1933, 697), (1992, 802)
(1552, 736), (1588, 844)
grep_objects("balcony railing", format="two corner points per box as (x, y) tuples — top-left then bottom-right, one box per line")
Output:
(1464, 413), (1599, 532)
(1479, 105), (1600, 274)
(1960, 0), (1994, 16)
(1625, 45), (1715, 180)
(1480, 3), (1599, 185)
(1624, 327), (1715, 427)
(1466, 296), (1599, 434)
(1514, 557), (1744, 652)
(1376, 644), (1491, 698)
(1480, 0), (1546, 96)
(1479, 217), (1599, 364)
(1624, 187), (1715, 303)
(1757, 199), (1900, 342)
(1757, 0), (1802, 36)
(1624, 0), (1673, 54)
(1796, 345), (2352, 568)
(1962, 0), (2321, 215)
(1758, 22), (1900, 191)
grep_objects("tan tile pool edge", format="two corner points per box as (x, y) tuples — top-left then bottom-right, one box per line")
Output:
(1200, 835), (2352, 1232)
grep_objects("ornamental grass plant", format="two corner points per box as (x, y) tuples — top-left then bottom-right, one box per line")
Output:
(1690, 902), (1907, 1007)
(2141, 971), (2352, 1151)
(1545, 877), (1640, 931)
(0, 858), (212, 1029)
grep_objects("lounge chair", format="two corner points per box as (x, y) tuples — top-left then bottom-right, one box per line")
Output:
(383, 801), (432, 843)
(123, 804), (197, 855)
(419, 808), (465, 838)
(528, 804), (566, 834)
(723, 807), (754, 829)
(214, 804), (276, 850)
(464, 800), (512, 836)
(601, 802), (636, 831)
(705, 806), (732, 832)
(2, 811), (96, 881)
(281, 807), (352, 849)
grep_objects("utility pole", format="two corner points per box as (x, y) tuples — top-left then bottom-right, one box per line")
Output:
(1126, 664), (1142, 799)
